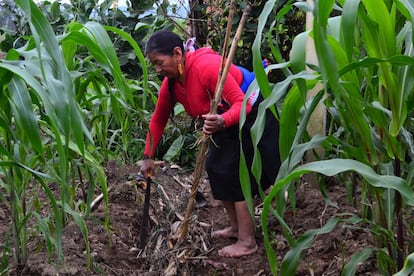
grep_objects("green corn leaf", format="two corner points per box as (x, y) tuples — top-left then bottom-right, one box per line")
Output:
(280, 217), (339, 275)
(104, 26), (149, 109)
(281, 135), (327, 179)
(314, 5), (379, 164)
(341, 247), (373, 276)
(0, 63), (49, 106)
(318, 0), (335, 27)
(8, 77), (43, 155)
(15, 0), (91, 160)
(63, 203), (91, 270)
(279, 86), (303, 160)
(61, 38), (78, 70)
(239, 62), (293, 215)
(290, 31), (308, 73)
(62, 25), (129, 125)
(339, 56), (414, 76)
(271, 159), (414, 207)
(241, 71), (317, 216)
(14, 0), (64, 69)
(340, 55), (414, 136)
(0, 61), (67, 182)
(313, 1), (339, 89)
(275, 97), (327, 218)
(289, 31), (309, 97)
(84, 22), (133, 107)
(62, 28), (113, 72)
(252, 0), (275, 99)
(340, 0), (361, 61)
(359, 11), (383, 58)
(328, 35), (360, 85)
(239, 152), (253, 213)
(287, 88), (324, 161)
(33, 213), (57, 260)
(262, 158), (414, 275)
(269, 0), (294, 73)
(294, 1), (312, 13)
(361, 0), (396, 56)
(33, 174), (63, 262)
(278, 79), (320, 160)
(394, 252), (414, 276)
(376, 248), (393, 275)
(252, 71), (318, 161)
(0, 160), (51, 181)
(357, 1), (408, 136)
(278, 85), (324, 178)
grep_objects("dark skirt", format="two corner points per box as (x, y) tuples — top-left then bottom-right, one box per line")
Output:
(205, 100), (281, 202)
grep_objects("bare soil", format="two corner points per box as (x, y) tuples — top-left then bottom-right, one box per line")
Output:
(1, 160), (381, 275)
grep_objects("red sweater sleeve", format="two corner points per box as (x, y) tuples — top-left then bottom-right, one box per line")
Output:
(144, 79), (173, 157)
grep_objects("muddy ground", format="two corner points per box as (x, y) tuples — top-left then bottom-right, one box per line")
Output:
(1, 160), (382, 275)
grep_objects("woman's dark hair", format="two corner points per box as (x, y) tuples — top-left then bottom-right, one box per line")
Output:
(145, 30), (184, 56)
(146, 30), (185, 119)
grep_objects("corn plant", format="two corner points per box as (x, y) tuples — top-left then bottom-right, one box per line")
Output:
(60, 20), (156, 162)
(0, 0), (156, 272)
(239, 0), (414, 275)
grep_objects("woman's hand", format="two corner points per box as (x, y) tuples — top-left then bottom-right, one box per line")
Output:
(140, 157), (155, 178)
(202, 114), (225, 135)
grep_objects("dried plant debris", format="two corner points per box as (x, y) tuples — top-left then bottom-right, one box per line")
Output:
(131, 170), (214, 274)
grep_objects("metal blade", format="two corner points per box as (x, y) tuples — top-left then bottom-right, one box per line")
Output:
(138, 176), (151, 249)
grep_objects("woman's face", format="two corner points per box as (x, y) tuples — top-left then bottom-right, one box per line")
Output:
(147, 47), (182, 79)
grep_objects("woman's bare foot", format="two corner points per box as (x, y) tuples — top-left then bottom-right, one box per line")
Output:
(212, 227), (238, 238)
(218, 241), (258, 258)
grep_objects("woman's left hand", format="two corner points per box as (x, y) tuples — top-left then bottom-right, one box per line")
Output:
(202, 114), (225, 135)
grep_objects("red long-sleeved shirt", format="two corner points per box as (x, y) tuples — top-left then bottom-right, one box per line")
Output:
(144, 47), (252, 157)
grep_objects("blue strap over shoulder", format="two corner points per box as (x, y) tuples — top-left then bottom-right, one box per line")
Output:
(237, 66), (256, 93)
(237, 59), (269, 92)
(219, 60), (269, 112)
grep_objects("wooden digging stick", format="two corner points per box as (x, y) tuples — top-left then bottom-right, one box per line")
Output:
(218, 0), (236, 76)
(177, 3), (251, 244)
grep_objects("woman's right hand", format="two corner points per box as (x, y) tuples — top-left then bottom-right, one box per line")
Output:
(140, 157), (155, 178)
(202, 114), (225, 135)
